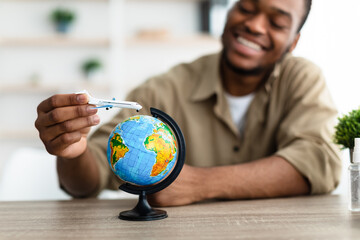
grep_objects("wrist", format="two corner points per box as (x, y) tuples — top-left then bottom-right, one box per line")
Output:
(58, 150), (84, 163)
(201, 166), (234, 200)
(194, 166), (220, 201)
(56, 147), (100, 198)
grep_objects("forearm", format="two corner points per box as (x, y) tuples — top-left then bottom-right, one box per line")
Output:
(57, 147), (100, 198)
(201, 156), (310, 200)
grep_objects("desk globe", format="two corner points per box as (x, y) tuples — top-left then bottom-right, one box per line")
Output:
(107, 108), (185, 221)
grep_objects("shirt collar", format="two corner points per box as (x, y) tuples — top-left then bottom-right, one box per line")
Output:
(190, 53), (222, 102)
(263, 53), (291, 93)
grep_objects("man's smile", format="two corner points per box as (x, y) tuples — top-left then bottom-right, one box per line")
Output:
(229, 27), (272, 58)
(236, 36), (262, 51)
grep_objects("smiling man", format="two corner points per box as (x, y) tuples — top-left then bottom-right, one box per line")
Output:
(35, 0), (341, 206)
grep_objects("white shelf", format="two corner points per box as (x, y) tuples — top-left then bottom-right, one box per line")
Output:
(125, 34), (220, 47)
(0, 37), (110, 47)
(0, 34), (219, 48)
(0, 82), (110, 94)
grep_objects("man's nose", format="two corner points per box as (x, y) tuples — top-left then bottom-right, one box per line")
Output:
(244, 14), (267, 35)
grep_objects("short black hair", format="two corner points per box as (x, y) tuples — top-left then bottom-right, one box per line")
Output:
(297, 0), (312, 32)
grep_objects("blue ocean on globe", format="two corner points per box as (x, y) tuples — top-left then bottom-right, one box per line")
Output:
(107, 115), (178, 186)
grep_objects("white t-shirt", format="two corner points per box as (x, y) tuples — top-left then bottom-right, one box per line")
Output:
(225, 92), (255, 132)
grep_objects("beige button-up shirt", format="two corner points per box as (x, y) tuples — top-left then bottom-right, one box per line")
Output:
(88, 52), (341, 195)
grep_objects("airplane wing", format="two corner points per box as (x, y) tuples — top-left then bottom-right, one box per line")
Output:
(93, 104), (114, 110)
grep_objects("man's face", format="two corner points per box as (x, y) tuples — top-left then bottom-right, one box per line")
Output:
(222, 0), (305, 74)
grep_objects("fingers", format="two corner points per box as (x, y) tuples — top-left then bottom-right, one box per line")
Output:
(37, 105), (98, 128)
(37, 93), (88, 114)
(44, 131), (83, 156)
(35, 93), (99, 158)
(42, 115), (100, 142)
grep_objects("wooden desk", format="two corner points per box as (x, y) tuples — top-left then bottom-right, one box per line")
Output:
(0, 195), (359, 239)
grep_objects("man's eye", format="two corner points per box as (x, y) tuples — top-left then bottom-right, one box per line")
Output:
(238, 3), (256, 14)
(270, 21), (284, 29)
(270, 16), (290, 30)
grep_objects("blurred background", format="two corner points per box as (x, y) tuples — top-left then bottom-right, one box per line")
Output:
(0, 0), (359, 201)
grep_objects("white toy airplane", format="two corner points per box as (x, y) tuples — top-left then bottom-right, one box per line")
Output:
(77, 90), (142, 112)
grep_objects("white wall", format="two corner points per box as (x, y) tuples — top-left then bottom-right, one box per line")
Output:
(293, 0), (360, 115)
(123, 0), (199, 37)
(0, 0), (110, 84)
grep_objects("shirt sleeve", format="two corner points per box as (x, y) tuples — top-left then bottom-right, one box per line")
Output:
(274, 61), (342, 194)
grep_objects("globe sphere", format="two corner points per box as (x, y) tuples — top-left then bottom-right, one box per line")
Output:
(107, 115), (178, 186)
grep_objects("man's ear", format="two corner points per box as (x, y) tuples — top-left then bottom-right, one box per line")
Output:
(288, 33), (301, 53)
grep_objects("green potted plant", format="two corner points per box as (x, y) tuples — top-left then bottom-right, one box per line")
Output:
(334, 108), (360, 162)
(50, 7), (76, 33)
(82, 58), (103, 81)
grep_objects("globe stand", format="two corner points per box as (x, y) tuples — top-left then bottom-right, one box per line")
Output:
(119, 190), (167, 221)
(118, 107), (186, 221)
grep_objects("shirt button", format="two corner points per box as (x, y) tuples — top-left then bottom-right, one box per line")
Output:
(233, 146), (240, 152)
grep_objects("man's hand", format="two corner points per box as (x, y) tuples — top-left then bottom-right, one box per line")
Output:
(147, 164), (208, 207)
(147, 157), (310, 207)
(35, 93), (102, 197)
(35, 93), (100, 159)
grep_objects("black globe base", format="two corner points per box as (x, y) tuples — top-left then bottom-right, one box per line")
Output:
(119, 191), (167, 221)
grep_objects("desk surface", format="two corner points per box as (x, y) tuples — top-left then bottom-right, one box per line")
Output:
(0, 195), (359, 240)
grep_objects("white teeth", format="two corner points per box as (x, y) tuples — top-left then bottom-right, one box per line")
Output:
(237, 37), (262, 51)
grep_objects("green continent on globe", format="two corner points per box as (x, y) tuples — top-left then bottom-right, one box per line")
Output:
(144, 123), (177, 177)
(109, 132), (129, 170)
